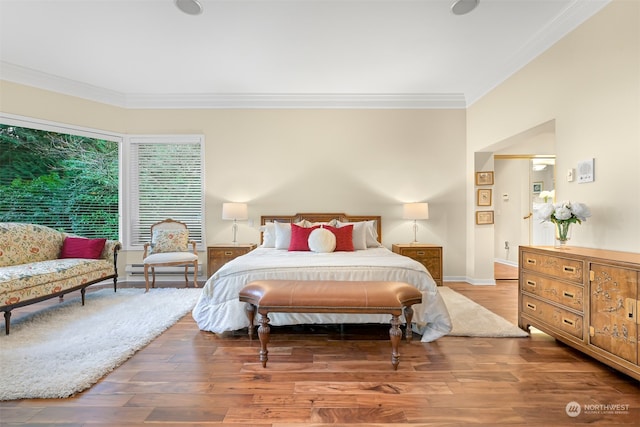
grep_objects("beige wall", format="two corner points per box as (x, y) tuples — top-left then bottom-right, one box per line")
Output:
(467, 0), (640, 281)
(0, 83), (467, 279)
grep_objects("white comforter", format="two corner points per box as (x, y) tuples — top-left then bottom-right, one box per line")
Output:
(192, 247), (452, 342)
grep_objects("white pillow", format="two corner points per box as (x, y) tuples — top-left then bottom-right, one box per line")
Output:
(308, 228), (336, 253)
(274, 222), (292, 249)
(259, 222), (275, 248)
(299, 219), (338, 228)
(364, 220), (382, 247)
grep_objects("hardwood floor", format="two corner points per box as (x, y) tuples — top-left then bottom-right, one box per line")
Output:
(1, 276), (638, 426)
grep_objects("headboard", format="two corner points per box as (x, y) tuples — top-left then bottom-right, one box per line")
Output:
(260, 213), (382, 243)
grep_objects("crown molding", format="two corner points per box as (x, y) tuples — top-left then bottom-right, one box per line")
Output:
(0, 62), (465, 110)
(0, 62), (127, 107)
(122, 92), (466, 109)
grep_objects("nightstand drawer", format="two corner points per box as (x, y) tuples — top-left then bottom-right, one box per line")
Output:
(210, 248), (248, 259)
(392, 244), (442, 286)
(207, 244), (256, 278)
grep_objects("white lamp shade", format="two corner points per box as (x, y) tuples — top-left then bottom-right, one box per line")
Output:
(403, 203), (429, 220)
(222, 203), (248, 220)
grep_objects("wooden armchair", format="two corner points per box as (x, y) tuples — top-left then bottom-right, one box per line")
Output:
(142, 219), (198, 292)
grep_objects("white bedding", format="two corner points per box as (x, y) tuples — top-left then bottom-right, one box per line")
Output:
(192, 247), (452, 342)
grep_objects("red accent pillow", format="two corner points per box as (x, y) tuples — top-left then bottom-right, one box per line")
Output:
(288, 224), (320, 251)
(60, 237), (107, 259)
(326, 225), (354, 251)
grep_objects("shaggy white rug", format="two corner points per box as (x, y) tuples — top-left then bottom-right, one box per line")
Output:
(438, 287), (529, 338)
(0, 287), (201, 401)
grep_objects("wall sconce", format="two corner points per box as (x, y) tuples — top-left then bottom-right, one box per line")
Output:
(402, 202), (429, 244)
(222, 202), (248, 245)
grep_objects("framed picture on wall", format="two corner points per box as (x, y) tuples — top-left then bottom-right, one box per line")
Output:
(477, 189), (492, 206)
(532, 181), (543, 193)
(475, 171), (494, 186)
(476, 210), (494, 225)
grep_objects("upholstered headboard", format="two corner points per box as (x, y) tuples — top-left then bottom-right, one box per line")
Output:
(260, 213), (382, 243)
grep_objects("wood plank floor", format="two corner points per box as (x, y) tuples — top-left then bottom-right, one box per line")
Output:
(2, 269), (639, 426)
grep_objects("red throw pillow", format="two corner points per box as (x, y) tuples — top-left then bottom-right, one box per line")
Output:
(288, 224), (319, 251)
(60, 237), (107, 259)
(326, 225), (354, 251)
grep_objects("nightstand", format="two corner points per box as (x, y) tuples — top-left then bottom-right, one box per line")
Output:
(392, 244), (443, 286)
(207, 244), (257, 278)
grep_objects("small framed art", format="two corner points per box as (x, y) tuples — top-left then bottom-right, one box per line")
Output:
(532, 181), (543, 193)
(476, 210), (494, 225)
(475, 171), (494, 186)
(477, 189), (492, 206)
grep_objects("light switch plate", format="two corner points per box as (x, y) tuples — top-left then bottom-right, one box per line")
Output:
(567, 168), (574, 182)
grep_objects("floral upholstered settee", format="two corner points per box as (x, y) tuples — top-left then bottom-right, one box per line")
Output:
(0, 223), (121, 334)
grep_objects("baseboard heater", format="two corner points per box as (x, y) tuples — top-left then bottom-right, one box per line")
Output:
(125, 263), (204, 281)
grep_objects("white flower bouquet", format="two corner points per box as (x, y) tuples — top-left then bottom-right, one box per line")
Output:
(535, 201), (591, 243)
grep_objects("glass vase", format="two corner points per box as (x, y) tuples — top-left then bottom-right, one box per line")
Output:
(554, 222), (572, 248)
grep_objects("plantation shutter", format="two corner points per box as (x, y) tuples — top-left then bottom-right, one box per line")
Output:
(128, 135), (204, 247)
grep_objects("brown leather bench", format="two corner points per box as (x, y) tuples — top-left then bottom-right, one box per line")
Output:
(238, 280), (423, 370)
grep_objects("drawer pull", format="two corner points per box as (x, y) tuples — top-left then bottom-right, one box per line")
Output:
(563, 291), (575, 299)
(526, 258), (537, 265)
(416, 251), (425, 256)
(224, 251), (233, 256)
(526, 302), (536, 311)
(526, 280), (536, 288)
(563, 265), (576, 273)
(562, 317), (575, 327)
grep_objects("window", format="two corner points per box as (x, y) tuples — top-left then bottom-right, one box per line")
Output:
(0, 120), (120, 240)
(126, 135), (204, 249)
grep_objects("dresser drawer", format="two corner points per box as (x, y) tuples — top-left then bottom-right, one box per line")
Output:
(522, 294), (583, 339)
(521, 272), (584, 312)
(521, 251), (583, 284)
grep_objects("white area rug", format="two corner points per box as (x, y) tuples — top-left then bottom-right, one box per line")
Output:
(0, 287), (201, 401)
(438, 286), (529, 338)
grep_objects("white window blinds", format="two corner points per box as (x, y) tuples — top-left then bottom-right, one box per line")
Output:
(128, 135), (204, 247)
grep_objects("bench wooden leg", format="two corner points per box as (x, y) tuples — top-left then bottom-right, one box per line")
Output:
(404, 305), (414, 342)
(244, 303), (256, 339)
(258, 313), (271, 367)
(389, 314), (402, 370)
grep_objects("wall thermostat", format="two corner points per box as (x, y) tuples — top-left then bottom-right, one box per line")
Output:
(577, 158), (594, 183)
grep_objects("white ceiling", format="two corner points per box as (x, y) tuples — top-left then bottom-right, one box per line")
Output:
(0, 0), (609, 109)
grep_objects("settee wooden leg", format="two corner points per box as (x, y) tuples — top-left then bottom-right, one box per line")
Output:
(389, 314), (402, 371)
(4, 311), (11, 335)
(258, 313), (271, 367)
(81, 287), (86, 306)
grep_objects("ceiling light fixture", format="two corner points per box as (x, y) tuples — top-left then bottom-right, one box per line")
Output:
(175, 0), (203, 15)
(451, 0), (479, 16)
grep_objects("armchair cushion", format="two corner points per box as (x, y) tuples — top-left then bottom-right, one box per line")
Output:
(143, 252), (198, 264)
(150, 229), (189, 254)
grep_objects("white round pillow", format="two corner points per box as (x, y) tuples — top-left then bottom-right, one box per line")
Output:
(308, 227), (336, 253)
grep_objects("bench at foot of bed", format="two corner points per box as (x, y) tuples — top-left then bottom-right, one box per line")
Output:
(238, 280), (423, 370)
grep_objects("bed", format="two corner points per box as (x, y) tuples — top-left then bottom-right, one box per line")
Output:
(192, 213), (452, 342)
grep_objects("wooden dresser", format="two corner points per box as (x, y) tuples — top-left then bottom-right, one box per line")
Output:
(519, 245), (640, 380)
(392, 244), (442, 286)
(207, 243), (257, 278)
